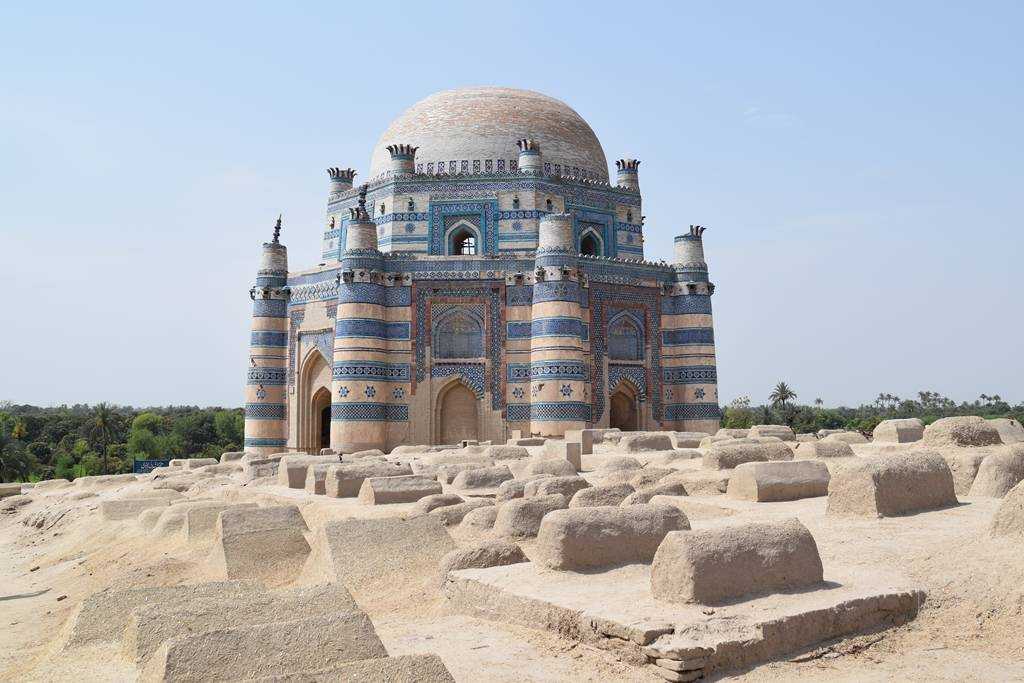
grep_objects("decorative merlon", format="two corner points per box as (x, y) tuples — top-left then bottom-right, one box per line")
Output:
(327, 168), (357, 182)
(386, 144), (418, 159)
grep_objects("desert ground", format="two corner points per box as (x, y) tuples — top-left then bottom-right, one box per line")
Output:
(1, 417), (1023, 682)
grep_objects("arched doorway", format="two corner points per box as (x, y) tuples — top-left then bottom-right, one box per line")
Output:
(609, 385), (639, 431)
(439, 382), (478, 444)
(311, 387), (332, 451)
(580, 230), (602, 257)
(298, 348), (332, 452)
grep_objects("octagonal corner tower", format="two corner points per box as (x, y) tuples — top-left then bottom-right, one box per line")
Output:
(245, 86), (722, 456)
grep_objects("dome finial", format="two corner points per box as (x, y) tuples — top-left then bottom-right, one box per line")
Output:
(349, 184), (372, 222)
(272, 214), (282, 244)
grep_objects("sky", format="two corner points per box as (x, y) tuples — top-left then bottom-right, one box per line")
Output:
(2, 1), (1021, 409)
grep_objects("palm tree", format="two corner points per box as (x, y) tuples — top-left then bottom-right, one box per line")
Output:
(769, 381), (797, 408)
(89, 403), (117, 475)
(814, 397), (823, 407)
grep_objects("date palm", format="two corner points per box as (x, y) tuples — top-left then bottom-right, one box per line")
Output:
(769, 382), (797, 408)
(89, 403), (116, 475)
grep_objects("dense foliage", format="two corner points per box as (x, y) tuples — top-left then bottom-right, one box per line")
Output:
(722, 388), (1024, 436)
(3, 387), (1020, 483)
(0, 403), (243, 482)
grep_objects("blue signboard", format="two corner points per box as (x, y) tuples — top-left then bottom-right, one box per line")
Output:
(133, 459), (170, 474)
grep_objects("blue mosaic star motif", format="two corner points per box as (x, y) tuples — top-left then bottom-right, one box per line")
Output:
(338, 386), (349, 397)
(364, 386), (376, 398)
(560, 384), (573, 397)
(255, 387), (267, 400)
(393, 387), (405, 399)
(512, 221), (523, 232)
(512, 387), (524, 399)
(694, 387), (706, 399)
(404, 223), (415, 233)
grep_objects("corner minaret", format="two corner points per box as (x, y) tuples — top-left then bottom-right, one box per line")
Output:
(243, 216), (290, 455)
(327, 168), (357, 199)
(386, 144), (418, 176)
(616, 159), (640, 190)
(330, 185), (389, 452)
(529, 213), (588, 437)
(673, 224), (708, 282)
(517, 138), (543, 174)
(661, 224), (720, 434)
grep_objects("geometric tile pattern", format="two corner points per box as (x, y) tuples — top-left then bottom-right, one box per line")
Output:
(608, 364), (648, 399)
(244, 403), (287, 420)
(431, 363), (485, 398)
(663, 402), (723, 420)
(332, 362), (411, 381)
(662, 365), (717, 384)
(661, 327), (715, 346)
(330, 403), (410, 421)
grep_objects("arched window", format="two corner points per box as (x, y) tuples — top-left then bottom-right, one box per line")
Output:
(433, 311), (484, 358)
(608, 316), (643, 360)
(580, 232), (601, 256)
(449, 227), (477, 255)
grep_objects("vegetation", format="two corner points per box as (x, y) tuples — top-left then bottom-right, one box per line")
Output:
(2, 386), (1020, 482)
(0, 403), (244, 482)
(723, 384), (1024, 436)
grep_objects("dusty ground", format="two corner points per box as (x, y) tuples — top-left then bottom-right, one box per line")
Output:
(1, 443), (1022, 682)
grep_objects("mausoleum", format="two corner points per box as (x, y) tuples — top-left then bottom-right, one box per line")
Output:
(244, 87), (720, 454)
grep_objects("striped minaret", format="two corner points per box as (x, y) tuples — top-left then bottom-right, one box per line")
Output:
(330, 185), (388, 453)
(243, 216), (290, 455)
(660, 225), (721, 433)
(529, 213), (589, 437)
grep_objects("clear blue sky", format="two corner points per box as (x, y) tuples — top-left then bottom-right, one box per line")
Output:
(2, 1), (1021, 408)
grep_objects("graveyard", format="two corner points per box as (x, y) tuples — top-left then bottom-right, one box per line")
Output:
(2, 417), (1023, 681)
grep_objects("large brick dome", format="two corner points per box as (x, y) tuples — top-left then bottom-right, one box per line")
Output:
(369, 87), (609, 182)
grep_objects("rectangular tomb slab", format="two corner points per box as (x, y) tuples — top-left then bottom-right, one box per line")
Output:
(444, 561), (923, 678)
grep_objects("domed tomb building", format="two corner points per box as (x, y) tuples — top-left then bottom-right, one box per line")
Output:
(244, 87), (720, 454)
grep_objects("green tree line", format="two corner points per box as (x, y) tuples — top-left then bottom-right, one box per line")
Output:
(723, 383), (1024, 435)
(0, 403), (243, 482)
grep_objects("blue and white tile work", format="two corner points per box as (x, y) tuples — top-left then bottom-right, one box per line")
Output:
(247, 87), (721, 453)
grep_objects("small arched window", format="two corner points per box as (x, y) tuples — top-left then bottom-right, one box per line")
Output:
(450, 227), (477, 255)
(434, 311), (484, 359)
(545, 198), (553, 211)
(626, 210), (633, 222)
(608, 316), (643, 361)
(580, 232), (601, 256)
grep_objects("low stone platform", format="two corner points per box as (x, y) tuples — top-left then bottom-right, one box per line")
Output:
(444, 560), (923, 679)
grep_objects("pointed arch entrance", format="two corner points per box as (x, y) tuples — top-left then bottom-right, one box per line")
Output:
(609, 382), (639, 431)
(312, 387), (332, 450)
(438, 381), (479, 444)
(298, 347), (332, 452)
